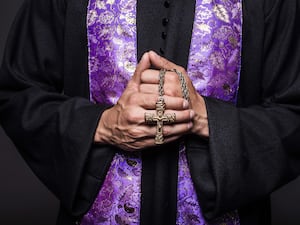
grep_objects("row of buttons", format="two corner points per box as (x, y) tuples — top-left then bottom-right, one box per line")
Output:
(160, 1), (171, 55)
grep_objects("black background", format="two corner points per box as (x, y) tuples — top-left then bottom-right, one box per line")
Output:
(0, 1), (300, 225)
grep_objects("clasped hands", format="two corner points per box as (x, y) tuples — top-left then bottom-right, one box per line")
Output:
(94, 51), (208, 151)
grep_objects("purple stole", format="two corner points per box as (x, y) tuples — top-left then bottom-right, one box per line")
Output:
(81, 0), (242, 224)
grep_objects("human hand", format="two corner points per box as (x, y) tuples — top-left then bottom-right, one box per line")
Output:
(94, 52), (194, 151)
(140, 51), (209, 138)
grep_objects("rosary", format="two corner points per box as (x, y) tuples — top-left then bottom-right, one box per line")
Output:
(144, 69), (190, 144)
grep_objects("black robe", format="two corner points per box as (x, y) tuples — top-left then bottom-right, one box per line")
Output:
(1, 0), (300, 224)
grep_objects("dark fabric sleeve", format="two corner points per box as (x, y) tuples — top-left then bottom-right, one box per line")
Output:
(0, 0), (113, 218)
(187, 0), (300, 219)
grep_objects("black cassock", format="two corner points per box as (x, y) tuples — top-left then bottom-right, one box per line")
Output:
(1, 0), (300, 224)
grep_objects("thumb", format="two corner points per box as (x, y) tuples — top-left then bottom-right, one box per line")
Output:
(131, 52), (151, 84)
(148, 50), (181, 71)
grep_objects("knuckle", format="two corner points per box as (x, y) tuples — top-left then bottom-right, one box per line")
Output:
(140, 71), (146, 81)
(168, 73), (178, 83)
(169, 89), (178, 97)
(163, 59), (170, 67)
(163, 126), (171, 136)
(185, 110), (190, 118)
(127, 112), (139, 123)
(144, 94), (157, 107)
(128, 128), (141, 137)
(166, 87), (179, 97)
(128, 94), (138, 104)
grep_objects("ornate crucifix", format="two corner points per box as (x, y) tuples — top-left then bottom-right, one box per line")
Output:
(144, 97), (176, 144)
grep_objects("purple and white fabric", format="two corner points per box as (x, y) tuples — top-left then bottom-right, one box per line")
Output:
(81, 0), (242, 224)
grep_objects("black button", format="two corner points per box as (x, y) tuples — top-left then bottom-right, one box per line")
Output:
(164, 1), (170, 8)
(162, 18), (169, 26)
(159, 48), (165, 55)
(161, 32), (167, 39)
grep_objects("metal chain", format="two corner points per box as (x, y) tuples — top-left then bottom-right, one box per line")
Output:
(172, 69), (190, 101)
(158, 68), (189, 101)
(158, 69), (166, 96)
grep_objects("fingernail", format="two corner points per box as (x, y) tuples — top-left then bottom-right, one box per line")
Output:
(188, 122), (193, 129)
(190, 110), (195, 119)
(183, 100), (189, 109)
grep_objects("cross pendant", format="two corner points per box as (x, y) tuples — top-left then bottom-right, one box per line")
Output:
(145, 97), (176, 144)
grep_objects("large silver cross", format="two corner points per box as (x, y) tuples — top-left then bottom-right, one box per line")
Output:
(144, 97), (176, 144)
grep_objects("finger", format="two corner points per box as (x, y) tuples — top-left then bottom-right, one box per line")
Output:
(164, 96), (190, 110)
(123, 106), (191, 125)
(140, 83), (158, 94)
(128, 126), (190, 150)
(160, 135), (183, 144)
(135, 94), (189, 110)
(131, 52), (151, 85)
(144, 109), (194, 123)
(123, 135), (179, 151)
(135, 135), (183, 150)
(141, 69), (180, 84)
(141, 122), (192, 145)
(163, 122), (193, 137)
(141, 69), (159, 84)
(165, 109), (194, 122)
(141, 70), (183, 98)
(149, 51), (183, 71)
(125, 121), (192, 150)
